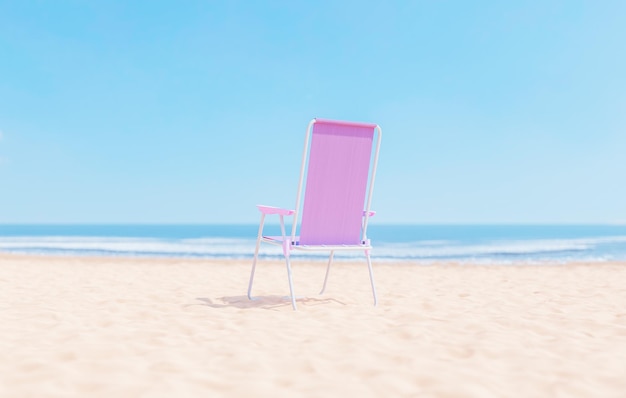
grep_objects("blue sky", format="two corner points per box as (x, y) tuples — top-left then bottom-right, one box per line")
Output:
(1, 1), (624, 224)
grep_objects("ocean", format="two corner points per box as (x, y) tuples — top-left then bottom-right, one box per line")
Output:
(2, 224), (626, 263)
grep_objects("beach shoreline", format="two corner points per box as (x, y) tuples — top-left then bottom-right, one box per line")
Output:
(2, 254), (625, 397)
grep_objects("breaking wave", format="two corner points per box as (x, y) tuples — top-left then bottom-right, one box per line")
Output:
(2, 235), (626, 262)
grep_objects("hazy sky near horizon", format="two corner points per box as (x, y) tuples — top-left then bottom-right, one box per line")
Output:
(1, 1), (625, 224)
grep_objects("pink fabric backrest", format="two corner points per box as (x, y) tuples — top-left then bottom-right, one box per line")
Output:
(299, 119), (375, 245)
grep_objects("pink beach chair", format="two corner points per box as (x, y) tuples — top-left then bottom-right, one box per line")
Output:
(247, 118), (382, 310)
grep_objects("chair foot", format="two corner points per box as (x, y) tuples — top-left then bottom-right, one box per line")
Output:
(365, 252), (378, 306)
(319, 251), (334, 295)
(285, 257), (297, 310)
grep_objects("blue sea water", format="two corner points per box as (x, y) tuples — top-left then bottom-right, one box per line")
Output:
(1, 224), (626, 263)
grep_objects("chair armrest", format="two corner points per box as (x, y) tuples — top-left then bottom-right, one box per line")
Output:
(257, 205), (295, 216)
(364, 210), (376, 217)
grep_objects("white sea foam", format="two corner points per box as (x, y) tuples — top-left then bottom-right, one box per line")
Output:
(373, 236), (626, 259)
(1, 235), (626, 261)
(0, 236), (270, 257)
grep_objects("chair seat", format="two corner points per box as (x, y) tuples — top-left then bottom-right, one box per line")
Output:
(261, 235), (371, 251)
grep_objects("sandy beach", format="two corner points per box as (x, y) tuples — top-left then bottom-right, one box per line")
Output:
(1, 253), (625, 397)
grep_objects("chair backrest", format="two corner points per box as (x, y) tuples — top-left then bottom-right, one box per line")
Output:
(294, 119), (380, 245)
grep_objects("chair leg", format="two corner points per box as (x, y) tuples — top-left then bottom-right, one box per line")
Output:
(319, 250), (334, 295)
(247, 214), (265, 300)
(365, 251), (378, 306)
(284, 256), (297, 310)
